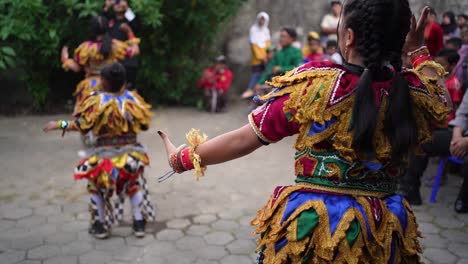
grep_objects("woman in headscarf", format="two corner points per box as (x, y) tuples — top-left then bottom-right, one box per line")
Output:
(242, 12), (271, 99)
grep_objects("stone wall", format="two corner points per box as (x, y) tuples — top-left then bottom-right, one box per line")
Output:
(220, 0), (468, 92)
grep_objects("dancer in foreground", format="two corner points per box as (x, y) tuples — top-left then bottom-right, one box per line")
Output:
(61, 15), (140, 109)
(44, 63), (155, 239)
(159, 1), (451, 263)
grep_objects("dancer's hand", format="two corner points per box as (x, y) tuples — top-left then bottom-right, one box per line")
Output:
(61, 46), (69, 61)
(158, 131), (186, 166)
(119, 23), (132, 34)
(404, 6), (429, 53)
(43, 121), (58, 133)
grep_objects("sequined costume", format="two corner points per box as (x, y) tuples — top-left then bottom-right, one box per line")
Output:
(63, 38), (140, 107)
(72, 88), (155, 228)
(248, 61), (449, 263)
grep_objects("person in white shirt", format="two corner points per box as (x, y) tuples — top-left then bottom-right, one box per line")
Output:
(320, 1), (342, 46)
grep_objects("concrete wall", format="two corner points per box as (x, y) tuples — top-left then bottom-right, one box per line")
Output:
(220, 0), (468, 93)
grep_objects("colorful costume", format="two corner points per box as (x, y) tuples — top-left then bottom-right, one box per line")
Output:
(248, 61), (449, 263)
(72, 88), (155, 228)
(63, 38), (140, 107)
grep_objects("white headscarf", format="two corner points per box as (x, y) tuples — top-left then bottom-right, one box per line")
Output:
(249, 12), (271, 48)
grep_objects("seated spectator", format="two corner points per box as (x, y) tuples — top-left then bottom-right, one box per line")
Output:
(446, 37), (463, 50)
(457, 14), (468, 31)
(425, 8), (444, 56)
(197, 55), (233, 113)
(324, 39), (342, 65)
(256, 27), (303, 86)
(302, 31), (324, 63)
(442, 11), (461, 41)
(320, 1), (341, 46)
(435, 48), (463, 121)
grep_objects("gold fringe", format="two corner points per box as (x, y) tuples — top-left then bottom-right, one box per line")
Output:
(251, 185), (421, 263)
(186, 129), (208, 181)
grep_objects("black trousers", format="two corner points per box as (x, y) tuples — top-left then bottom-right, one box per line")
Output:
(401, 129), (468, 201)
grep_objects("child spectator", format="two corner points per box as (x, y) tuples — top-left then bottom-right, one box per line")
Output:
(198, 55), (233, 112)
(457, 14), (468, 31)
(446, 37), (463, 50)
(324, 39), (342, 65)
(302, 31), (324, 63)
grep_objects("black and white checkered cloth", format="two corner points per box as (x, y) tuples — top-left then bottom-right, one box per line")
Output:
(89, 190), (114, 230)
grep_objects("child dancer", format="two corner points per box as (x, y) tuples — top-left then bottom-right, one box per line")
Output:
(43, 63), (155, 239)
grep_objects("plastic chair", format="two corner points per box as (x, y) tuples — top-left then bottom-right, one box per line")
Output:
(430, 156), (463, 203)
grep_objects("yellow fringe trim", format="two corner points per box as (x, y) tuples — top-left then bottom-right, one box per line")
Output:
(186, 129), (208, 181)
(73, 38), (140, 67)
(75, 90), (152, 136)
(251, 185), (421, 263)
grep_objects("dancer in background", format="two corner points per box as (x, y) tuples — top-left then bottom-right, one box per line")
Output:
(61, 15), (140, 109)
(158, 2), (450, 263)
(43, 63), (155, 239)
(242, 12), (271, 99)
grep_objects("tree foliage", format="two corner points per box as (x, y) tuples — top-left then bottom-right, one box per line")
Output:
(0, 0), (246, 108)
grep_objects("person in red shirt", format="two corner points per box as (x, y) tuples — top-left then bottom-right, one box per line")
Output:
(425, 8), (444, 57)
(435, 48), (463, 122)
(197, 55), (233, 112)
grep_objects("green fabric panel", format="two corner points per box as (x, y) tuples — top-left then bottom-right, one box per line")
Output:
(345, 219), (360, 247)
(296, 209), (319, 241)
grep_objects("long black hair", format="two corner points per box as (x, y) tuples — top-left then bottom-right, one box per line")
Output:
(441, 11), (458, 35)
(343, 0), (417, 159)
(101, 62), (127, 92)
(90, 16), (112, 59)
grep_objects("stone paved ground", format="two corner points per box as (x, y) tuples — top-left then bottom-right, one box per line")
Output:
(0, 102), (467, 264)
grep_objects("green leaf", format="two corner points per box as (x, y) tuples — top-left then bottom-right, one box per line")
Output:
(3, 56), (16, 68)
(0, 60), (6, 70)
(1, 46), (15, 56)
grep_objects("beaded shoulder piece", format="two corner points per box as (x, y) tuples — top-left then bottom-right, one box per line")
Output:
(75, 89), (152, 136)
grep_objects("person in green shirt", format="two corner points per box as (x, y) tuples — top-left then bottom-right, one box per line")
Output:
(256, 27), (303, 86)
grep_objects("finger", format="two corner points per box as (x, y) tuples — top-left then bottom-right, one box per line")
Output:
(158, 131), (177, 154)
(416, 6), (430, 32)
(410, 14), (416, 33)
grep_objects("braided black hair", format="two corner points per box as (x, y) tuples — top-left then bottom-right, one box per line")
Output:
(344, 0), (417, 159)
(90, 16), (112, 59)
(101, 62), (127, 92)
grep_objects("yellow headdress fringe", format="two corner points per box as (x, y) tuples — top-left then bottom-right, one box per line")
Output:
(186, 129), (208, 181)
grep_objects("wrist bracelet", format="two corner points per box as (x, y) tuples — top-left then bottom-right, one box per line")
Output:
(407, 46), (429, 58)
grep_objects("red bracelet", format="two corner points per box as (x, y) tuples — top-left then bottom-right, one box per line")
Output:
(412, 54), (431, 68)
(180, 147), (195, 171)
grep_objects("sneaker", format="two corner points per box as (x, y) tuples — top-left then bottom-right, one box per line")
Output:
(241, 89), (254, 99)
(455, 198), (468, 213)
(133, 219), (146, 238)
(89, 221), (109, 239)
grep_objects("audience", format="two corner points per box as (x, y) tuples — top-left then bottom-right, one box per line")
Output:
(442, 11), (461, 41)
(302, 31), (324, 63)
(320, 1), (342, 46)
(198, 56), (233, 113)
(425, 8), (444, 56)
(454, 27), (468, 92)
(324, 40), (342, 65)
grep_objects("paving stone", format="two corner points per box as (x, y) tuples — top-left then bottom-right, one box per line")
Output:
(79, 250), (113, 264)
(111, 226), (133, 237)
(140, 254), (165, 264)
(63, 203), (88, 214)
(113, 246), (144, 262)
(441, 230), (468, 243)
(43, 256), (78, 264)
(77, 230), (94, 242)
(227, 239), (257, 254)
(414, 211), (435, 223)
(234, 226), (255, 240)
(156, 229), (184, 241)
(192, 245), (228, 260)
(35, 205), (62, 216)
(175, 236), (206, 250)
(1, 227), (30, 240)
(125, 234), (155, 247)
(10, 236), (44, 250)
(458, 259), (468, 264)
(47, 213), (75, 224)
(211, 219), (239, 231)
(420, 234), (449, 249)
(419, 222), (441, 235)
(46, 232), (76, 244)
(0, 250), (26, 264)
(166, 218), (191, 229)
(61, 241), (93, 256)
(94, 237), (125, 252)
(0, 219), (15, 231)
(449, 243), (468, 258)
(193, 214), (217, 224)
(186, 224), (211, 236)
(423, 247), (457, 264)
(163, 251), (197, 264)
(61, 221), (89, 232)
(16, 215), (47, 228)
(16, 261), (41, 264)
(4, 207), (32, 220)
(220, 255), (252, 264)
(28, 245), (61, 259)
(239, 215), (253, 226)
(144, 240), (177, 256)
(434, 217), (465, 229)
(204, 231), (234, 245)
(193, 259), (218, 264)
(218, 209), (244, 220)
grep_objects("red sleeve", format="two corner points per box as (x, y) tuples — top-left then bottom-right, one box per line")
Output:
(215, 70), (233, 92)
(197, 69), (214, 89)
(248, 95), (300, 144)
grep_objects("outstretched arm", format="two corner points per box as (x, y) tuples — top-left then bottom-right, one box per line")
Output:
(159, 124), (263, 167)
(43, 120), (79, 133)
